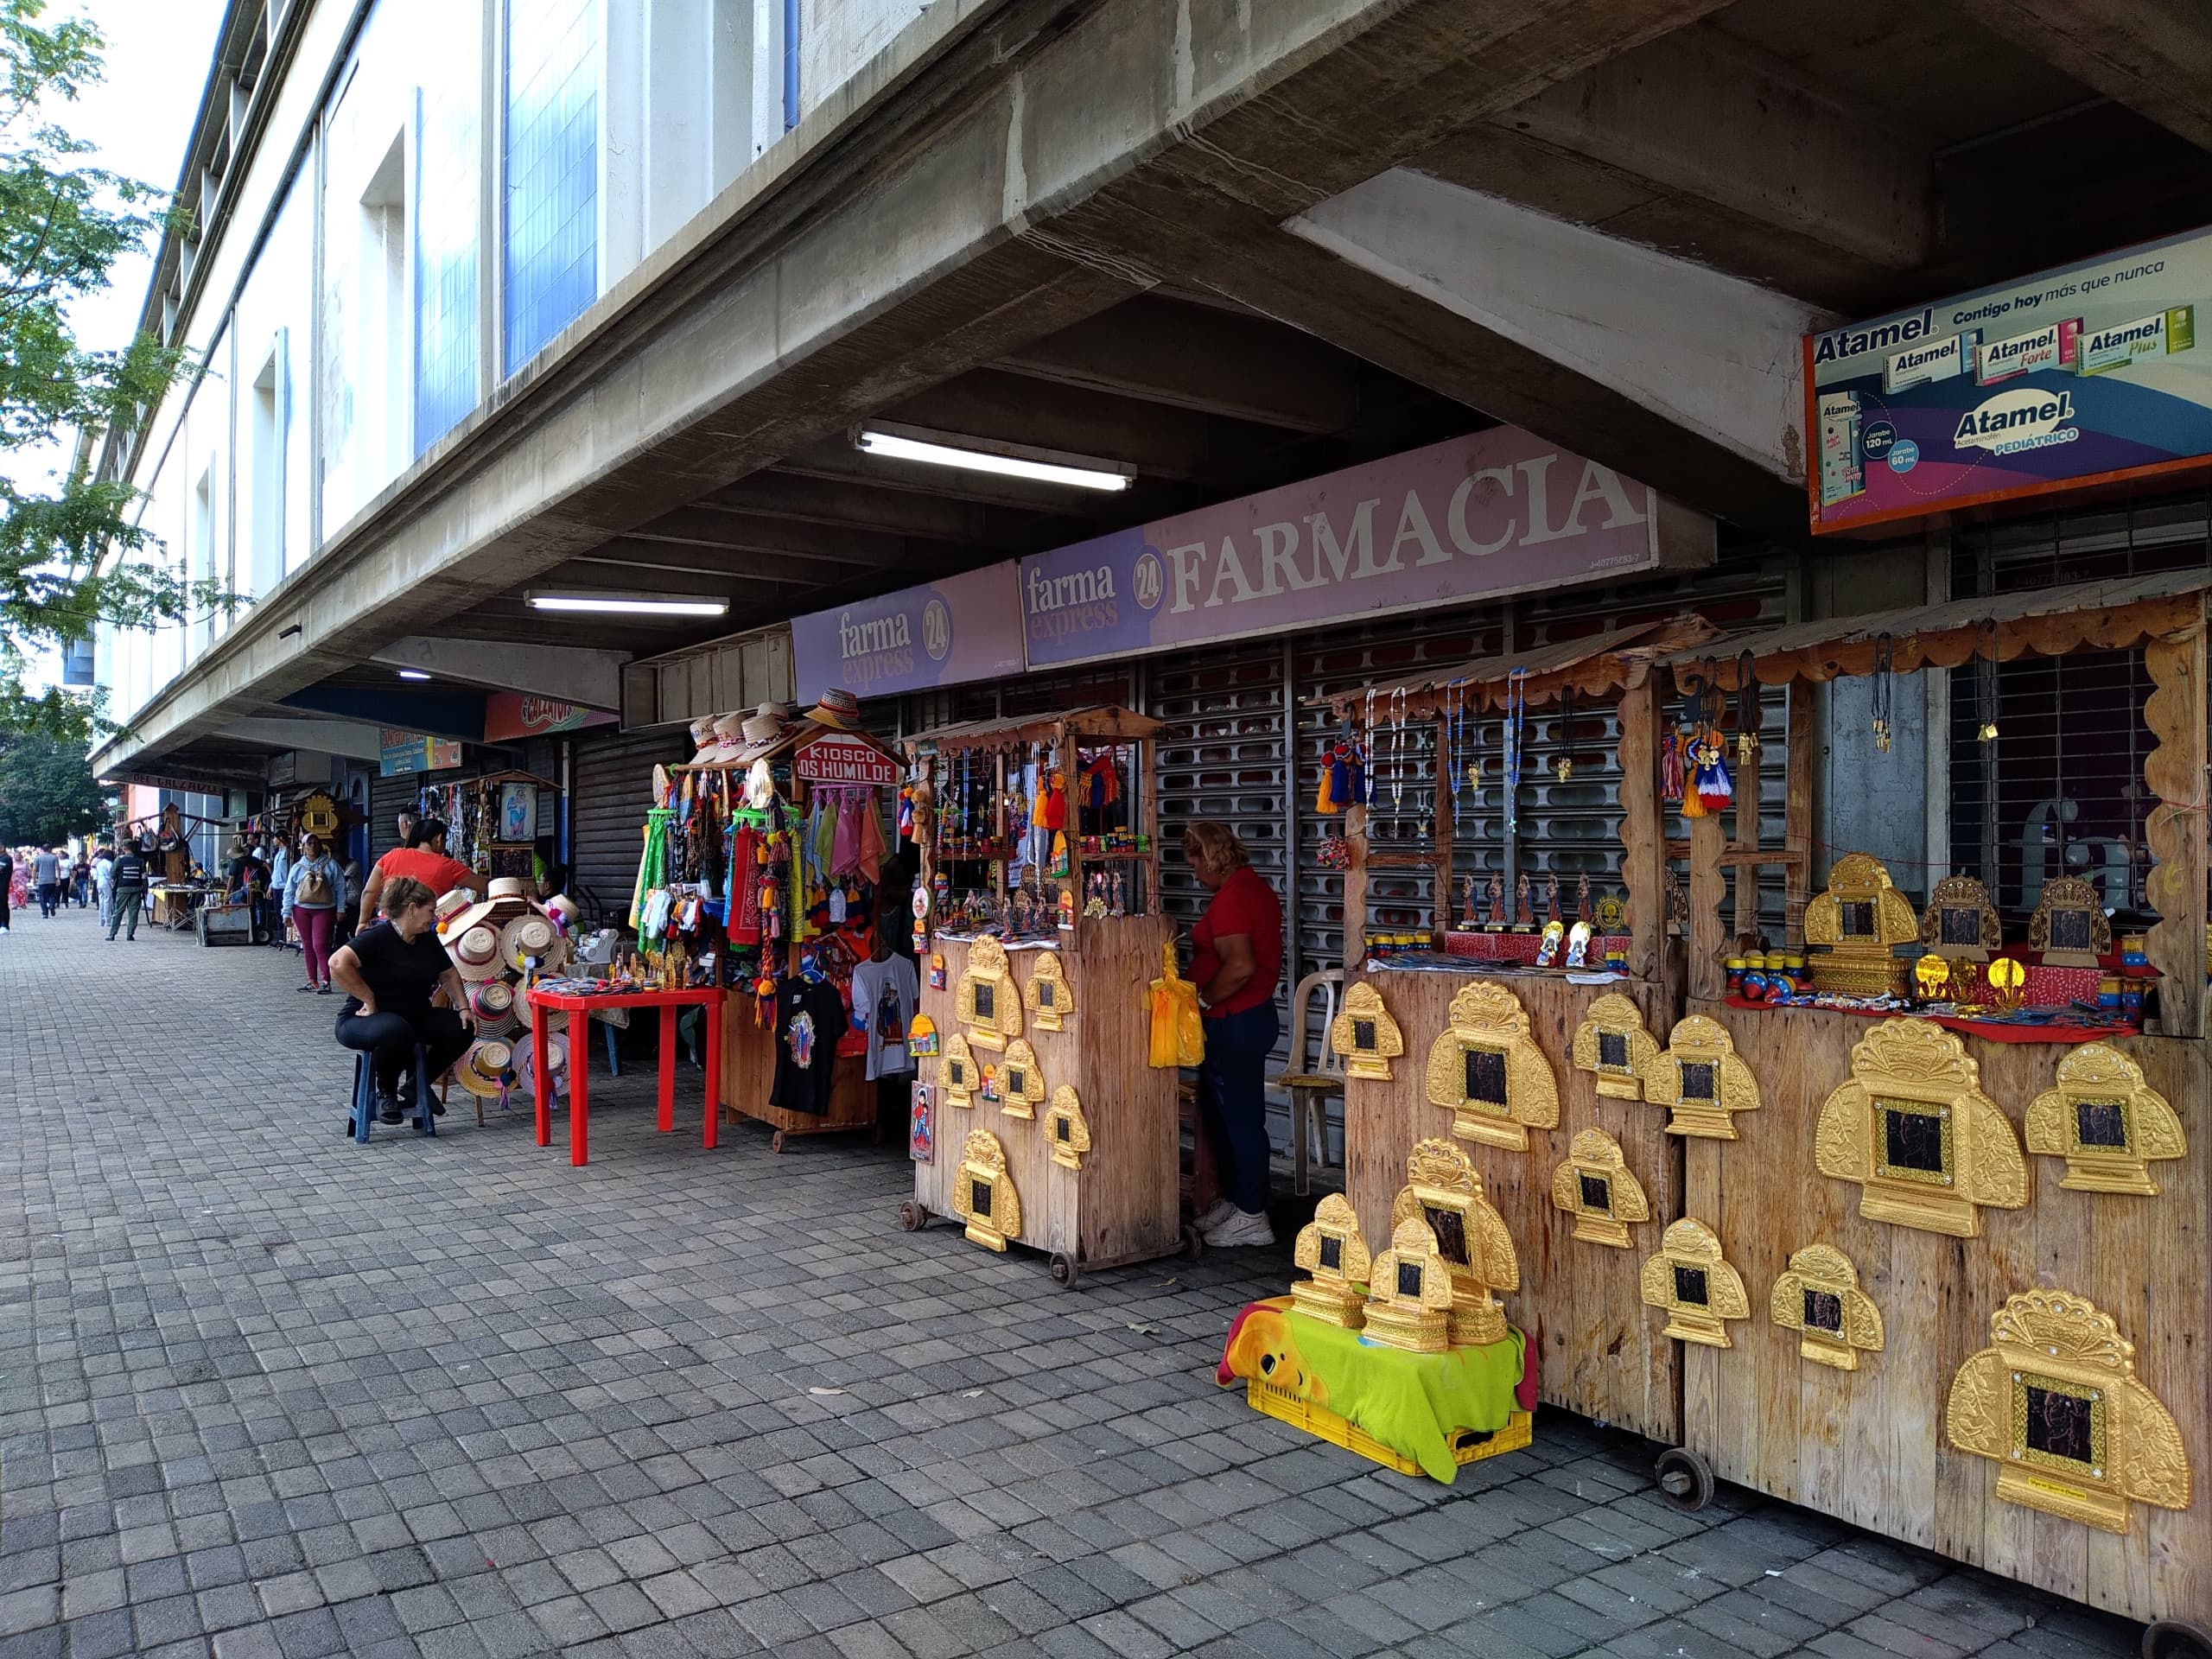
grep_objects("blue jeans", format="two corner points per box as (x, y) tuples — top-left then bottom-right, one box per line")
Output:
(1197, 1001), (1281, 1215)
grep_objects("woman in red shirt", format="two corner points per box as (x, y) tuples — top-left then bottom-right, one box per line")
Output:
(356, 818), (478, 928)
(1184, 821), (1284, 1248)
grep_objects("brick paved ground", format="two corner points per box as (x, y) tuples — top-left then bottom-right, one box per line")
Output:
(0, 906), (2147, 1658)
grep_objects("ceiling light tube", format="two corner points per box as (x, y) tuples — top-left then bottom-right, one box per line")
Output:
(526, 592), (731, 617)
(396, 670), (432, 681)
(854, 424), (1135, 492)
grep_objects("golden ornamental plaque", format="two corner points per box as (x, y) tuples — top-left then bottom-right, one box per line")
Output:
(1361, 1217), (1455, 1353)
(1815, 1017), (2029, 1237)
(1920, 874), (2003, 963)
(1947, 1288), (2190, 1535)
(1769, 1243), (1885, 1371)
(1804, 852), (1918, 995)
(1390, 1138), (1519, 1347)
(1549, 1127), (1651, 1249)
(1423, 981), (1560, 1153)
(2028, 875), (2111, 969)
(1291, 1193), (1370, 1330)
(2024, 1042), (2185, 1197)
(1644, 1015), (1761, 1140)
(955, 934), (1023, 1051)
(939, 1033), (978, 1109)
(996, 1038), (1046, 1121)
(1043, 1084), (1091, 1171)
(1571, 992), (1660, 1101)
(1639, 1217), (1749, 1349)
(1023, 950), (1074, 1032)
(950, 1129), (1021, 1252)
(1331, 981), (1404, 1083)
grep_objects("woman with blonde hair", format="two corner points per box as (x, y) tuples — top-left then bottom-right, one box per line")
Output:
(1181, 821), (1285, 1247)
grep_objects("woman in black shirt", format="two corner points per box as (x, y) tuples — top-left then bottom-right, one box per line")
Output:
(328, 876), (477, 1122)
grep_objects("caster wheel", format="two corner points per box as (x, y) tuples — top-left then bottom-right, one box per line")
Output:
(1049, 1252), (1081, 1288)
(771, 1130), (786, 1154)
(1182, 1224), (1205, 1262)
(1655, 1446), (1714, 1513)
(899, 1201), (929, 1233)
(2145, 1620), (2212, 1659)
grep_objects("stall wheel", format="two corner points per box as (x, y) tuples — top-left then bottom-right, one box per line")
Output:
(1181, 1224), (1205, 1262)
(2145, 1619), (2212, 1659)
(899, 1201), (930, 1233)
(1654, 1446), (1714, 1513)
(1049, 1252), (1081, 1289)
(771, 1130), (787, 1154)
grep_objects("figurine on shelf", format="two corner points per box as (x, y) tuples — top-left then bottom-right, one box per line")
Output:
(1515, 873), (1533, 931)
(1577, 873), (1592, 924)
(1109, 872), (1126, 918)
(1545, 873), (1561, 925)
(1485, 872), (1503, 929)
(1461, 875), (1479, 930)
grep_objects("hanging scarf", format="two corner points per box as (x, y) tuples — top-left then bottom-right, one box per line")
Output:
(857, 796), (887, 885)
(831, 793), (862, 878)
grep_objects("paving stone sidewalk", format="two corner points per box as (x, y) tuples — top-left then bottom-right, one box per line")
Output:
(0, 906), (2145, 1658)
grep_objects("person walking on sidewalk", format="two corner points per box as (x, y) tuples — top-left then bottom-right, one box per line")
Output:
(107, 842), (149, 941)
(32, 845), (61, 918)
(0, 846), (13, 931)
(91, 844), (113, 928)
(283, 834), (348, 994)
(328, 877), (475, 1125)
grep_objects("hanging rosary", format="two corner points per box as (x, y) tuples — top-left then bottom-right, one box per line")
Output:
(1978, 618), (2001, 744)
(1503, 669), (1528, 836)
(1387, 688), (1408, 830)
(1554, 688), (1575, 782)
(1872, 633), (1893, 753)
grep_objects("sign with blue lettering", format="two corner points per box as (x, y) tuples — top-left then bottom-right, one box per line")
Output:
(791, 562), (1025, 705)
(1808, 224), (2212, 533)
(1019, 430), (1707, 670)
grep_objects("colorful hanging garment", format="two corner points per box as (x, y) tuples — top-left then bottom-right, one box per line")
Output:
(831, 793), (862, 878)
(857, 796), (888, 885)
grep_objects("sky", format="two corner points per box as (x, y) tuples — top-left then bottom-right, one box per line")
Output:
(12, 0), (226, 690)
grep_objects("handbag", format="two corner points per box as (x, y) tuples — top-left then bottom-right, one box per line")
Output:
(1148, 941), (1205, 1068)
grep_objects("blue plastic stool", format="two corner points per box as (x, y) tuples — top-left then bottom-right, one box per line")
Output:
(350, 1046), (437, 1142)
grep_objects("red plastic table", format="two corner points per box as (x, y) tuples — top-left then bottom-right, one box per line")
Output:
(524, 985), (726, 1166)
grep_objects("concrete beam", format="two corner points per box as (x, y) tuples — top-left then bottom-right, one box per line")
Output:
(1949, 0), (2212, 154)
(370, 638), (626, 708)
(211, 715), (388, 762)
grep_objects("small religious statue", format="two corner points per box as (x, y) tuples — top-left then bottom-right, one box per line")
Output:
(1576, 873), (1592, 924)
(1109, 872), (1126, 918)
(1514, 874), (1533, 930)
(1461, 875), (1479, 931)
(1545, 873), (1561, 925)
(1485, 872), (1504, 928)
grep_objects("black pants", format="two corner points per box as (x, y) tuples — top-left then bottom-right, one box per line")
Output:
(36, 883), (58, 918)
(337, 1007), (471, 1096)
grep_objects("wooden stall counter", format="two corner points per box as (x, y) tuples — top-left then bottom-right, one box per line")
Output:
(911, 918), (1186, 1285)
(1344, 964), (1683, 1446)
(1678, 1000), (2208, 1631)
(721, 1006), (875, 1152)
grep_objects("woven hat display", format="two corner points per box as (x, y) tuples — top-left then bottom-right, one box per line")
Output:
(467, 980), (518, 1035)
(543, 893), (580, 928)
(499, 914), (563, 973)
(434, 890), (473, 931)
(689, 715), (720, 766)
(512, 988), (534, 1031)
(450, 925), (505, 980)
(487, 876), (530, 902)
(456, 1039), (514, 1100)
(709, 713), (748, 764)
(804, 687), (862, 731)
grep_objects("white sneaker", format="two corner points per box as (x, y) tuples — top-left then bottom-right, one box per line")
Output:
(1204, 1208), (1275, 1248)
(1193, 1198), (1237, 1233)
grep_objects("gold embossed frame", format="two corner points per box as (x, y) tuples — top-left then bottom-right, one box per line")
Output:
(1645, 1015), (1761, 1140)
(1639, 1217), (1750, 1348)
(1044, 1084), (1091, 1170)
(2028, 875), (2112, 969)
(1805, 851), (1920, 994)
(939, 1033), (978, 1109)
(1392, 1138), (1520, 1346)
(1769, 1244), (1885, 1371)
(1361, 1217), (1456, 1354)
(1947, 1288), (2190, 1534)
(2025, 1042), (2186, 1196)
(997, 1039), (1046, 1121)
(1023, 951), (1074, 1032)
(1571, 992), (1660, 1101)
(955, 935), (1024, 1051)
(950, 1129), (1022, 1252)
(1920, 874), (2003, 963)
(1331, 981), (1404, 1083)
(1815, 1018), (2029, 1237)
(1424, 981), (1560, 1152)
(1292, 1193), (1371, 1329)
(1549, 1128), (1651, 1249)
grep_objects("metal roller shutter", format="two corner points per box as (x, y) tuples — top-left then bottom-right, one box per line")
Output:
(570, 727), (690, 929)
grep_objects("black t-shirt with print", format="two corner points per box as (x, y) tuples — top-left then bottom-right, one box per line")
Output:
(769, 976), (849, 1116)
(340, 919), (454, 1019)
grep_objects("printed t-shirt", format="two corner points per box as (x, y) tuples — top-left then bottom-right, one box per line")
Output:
(376, 848), (477, 900)
(769, 977), (849, 1116)
(850, 955), (919, 1081)
(1189, 864), (1284, 1019)
(340, 919), (454, 1019)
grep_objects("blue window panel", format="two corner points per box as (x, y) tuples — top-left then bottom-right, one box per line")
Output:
(504, 0), (598, 375)
(416, 64), (480, 450)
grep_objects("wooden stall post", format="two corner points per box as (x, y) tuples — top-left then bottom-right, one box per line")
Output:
(1786, 679), (1815, 948)
(1688, 816), (1727, 1001)
(2143, 601), (2207, 1039)
(1341, 801), (1369, 974)
(1618, 675), (1666, 987)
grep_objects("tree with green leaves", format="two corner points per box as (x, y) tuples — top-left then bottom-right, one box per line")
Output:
(0, 724), (107, 843)
(0, 0), (204, 747)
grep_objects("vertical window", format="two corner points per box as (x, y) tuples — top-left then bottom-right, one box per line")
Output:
(416, 18), (480, 449)
(249, 334), (286, 597)
(505, 0), (598, 372)
(191, 468), (214, 658)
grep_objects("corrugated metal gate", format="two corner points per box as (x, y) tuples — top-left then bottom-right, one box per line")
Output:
(570, 727), (690, 927)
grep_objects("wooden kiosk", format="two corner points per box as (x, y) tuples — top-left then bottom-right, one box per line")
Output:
(1329, 619), (1719, 1445)
(1648, 572), (2209, 1643)
(901, 707), (1194, 1287)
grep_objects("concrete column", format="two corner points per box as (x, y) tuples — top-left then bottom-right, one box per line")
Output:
(598, 0), (645, 289)
(646, 0), (712, 251)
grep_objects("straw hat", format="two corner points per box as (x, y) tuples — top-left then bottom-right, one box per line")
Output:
(450, 924), (505, 981)
(543, 893), (580, 928)
(689, 715), (721, 766)
(804, 688), (862, 731)
(455, 1039), (514, 1100)
(487, 876), (530, 902)
(499, 914), (563, 972)
(709, 713), (749, 765)
(467, 980), (518, 1035)
(434, 890), (473, 931)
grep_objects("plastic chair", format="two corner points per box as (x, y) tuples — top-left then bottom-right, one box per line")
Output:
(349, 1046), (437, 1142)
(1272, 969), (1345, 1195)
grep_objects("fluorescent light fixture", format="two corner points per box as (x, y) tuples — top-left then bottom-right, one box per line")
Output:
(396, 669), (432, 682)
(526, 592), (731, 618)
(854, 424), (1135, 492)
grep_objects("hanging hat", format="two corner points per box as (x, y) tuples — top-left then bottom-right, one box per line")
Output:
(487, 876), (530, 902)
(467, 980), (518, 1035)
(434, 890), (473, 931)
(450, 925), (505, 981)
(689, 715), (721, 766)
(456, 1039), (515, 1100)
(512, 988), (534, 1031)
(499, 914), (564, 972)
(804, 688), (862, 731)
(543, 893), (581, 928)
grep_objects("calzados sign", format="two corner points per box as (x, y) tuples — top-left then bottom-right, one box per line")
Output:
(792, 732), (899, 786)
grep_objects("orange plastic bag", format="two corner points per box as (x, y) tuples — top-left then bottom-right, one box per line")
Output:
(1149, 943), (1205, 1068)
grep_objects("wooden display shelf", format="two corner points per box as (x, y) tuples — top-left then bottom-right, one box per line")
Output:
(1342, 966), (1683, 1445)
(911, 919), (1187, 1285)
(1680, 1001), (2209, 1630)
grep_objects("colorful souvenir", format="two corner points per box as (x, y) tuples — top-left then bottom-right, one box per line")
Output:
(1803, 852), (1919, 995)
(1921, 874), (2003, 963)
(997, 1039), (1046, 1120)
(1391, 1139), (1519, 1347)
(950, 1129), (1020, 1252)
(954, 934), (1023, 1051)
(1331, 982), (1404, 1083)
(2029, 875), (2109, 969)
(1360, 1217), (1455, 1354)
(1043, 1085), (1091, 1170)
(1025, 950), (1074, 1031)
(1290, 1194), (1370, 1329)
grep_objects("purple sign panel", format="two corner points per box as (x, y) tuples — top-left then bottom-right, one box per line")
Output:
(1020, 429), (1703, 668)
(792, 562), (1025, 705)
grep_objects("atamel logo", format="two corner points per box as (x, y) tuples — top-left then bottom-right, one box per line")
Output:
(1954, 389), (2079, 457)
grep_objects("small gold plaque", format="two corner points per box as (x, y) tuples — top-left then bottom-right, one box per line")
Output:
(1644, 1015), (1761, 1140)
(1024, 951), (1074, 1032)
(1769, 1243), (1884, 1371)
(1804, 852), (1918, 995)
(1391, 1138), (1519, 1347)
(1361, 1217), (1455, 1354)
(2028, 876), (2111, 969)
(1043, 1084), (1091, 1170)
(939, 1033), (978, 1109)
(996, 1038), (1046, 1121)
(1570, 992), (1660, 1101)
(2024, 1042), (2184, 1196)
(1422, 981), (1560, 1153)
(1639, 1218), (1748, 1348)
(1331, 982), (1404, 1083)
(955, 935), (1024, 1051)
(1291, 1194), (1370, 1329)
(1920, 874), (2003, 964)
(950, 1129), (1021, 1252)
(1548, 1128), (1650, 1249)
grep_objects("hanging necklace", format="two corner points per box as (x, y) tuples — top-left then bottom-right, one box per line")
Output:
(1872, 633), (1894, 753)
(1978, 619), (2001, 744)
(1503, 669), (1528, 836)
(1554, 688), (1575, 782)
(1389, 689), (1408, 826)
